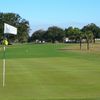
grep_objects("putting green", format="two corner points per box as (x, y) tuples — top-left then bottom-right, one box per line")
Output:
(0, 43), (100, 100)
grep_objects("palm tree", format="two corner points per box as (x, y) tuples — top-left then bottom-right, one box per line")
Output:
(85, 31), (93, 50)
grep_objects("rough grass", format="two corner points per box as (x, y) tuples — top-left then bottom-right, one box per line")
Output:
(0, 43), (100, 100)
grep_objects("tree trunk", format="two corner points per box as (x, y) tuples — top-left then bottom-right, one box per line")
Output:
(80, 40), (82, 50)
(93, 37), (95, 43)
(87, 40), (89, 50)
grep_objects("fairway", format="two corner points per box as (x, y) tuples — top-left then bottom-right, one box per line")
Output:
(0, 43), (100, 100)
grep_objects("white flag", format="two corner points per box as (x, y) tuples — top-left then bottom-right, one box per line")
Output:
(4, 23), (17, 35)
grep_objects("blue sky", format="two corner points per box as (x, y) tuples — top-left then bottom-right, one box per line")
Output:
(0, 0), (100, 35)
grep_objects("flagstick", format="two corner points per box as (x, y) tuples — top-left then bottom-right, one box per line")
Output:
(3, 23), (17, 87)
(3, 46), (6, 87)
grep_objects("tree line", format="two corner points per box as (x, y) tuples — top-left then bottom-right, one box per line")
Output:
(30, 23), (100, 43)
(0, 12), (100, 50)
(30, 23), (100, 50)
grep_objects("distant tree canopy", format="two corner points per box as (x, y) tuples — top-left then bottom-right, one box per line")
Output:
(82, 23), (100, 43)
(31, 26), (65, 43)
(65, 27), (81, 42)
(46, 26), (65, 43)
(0, 12), (30, 43)
(30, 23), (100, 44)
(31, 29), (46, 42)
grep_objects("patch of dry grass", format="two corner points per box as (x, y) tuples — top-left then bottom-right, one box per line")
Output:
(60, 43), (100, 54)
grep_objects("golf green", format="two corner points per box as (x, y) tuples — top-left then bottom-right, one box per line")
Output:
(0, 43), (100, 100)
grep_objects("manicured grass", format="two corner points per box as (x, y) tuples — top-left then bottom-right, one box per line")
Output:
(0, 43), (100, 100)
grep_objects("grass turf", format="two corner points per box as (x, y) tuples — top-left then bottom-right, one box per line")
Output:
(0, 43), (100, 100)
